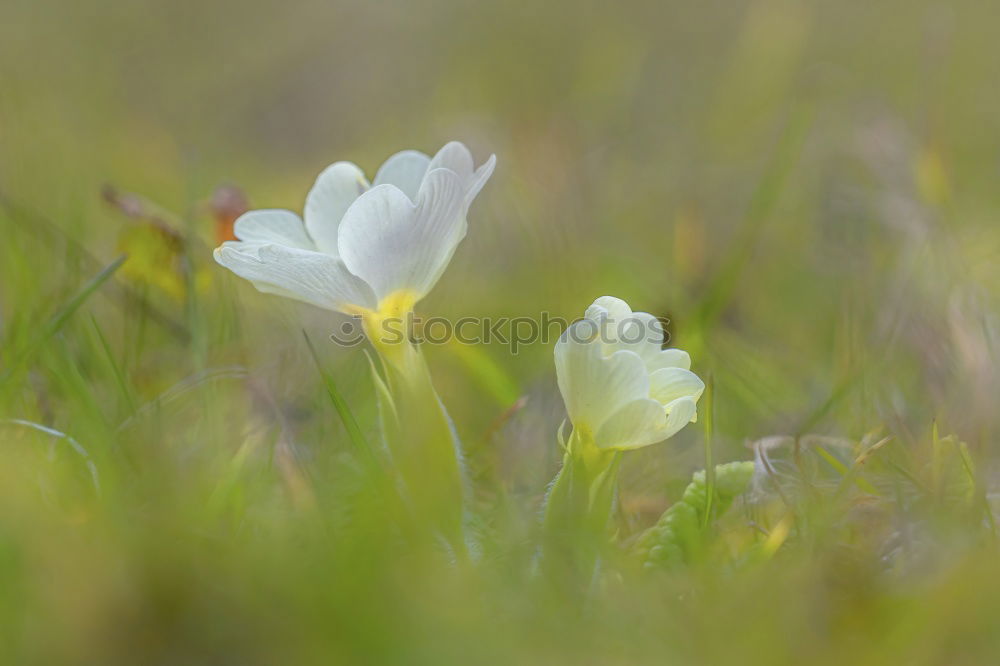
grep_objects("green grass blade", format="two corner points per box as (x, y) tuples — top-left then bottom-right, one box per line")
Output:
(444, 339), (521, 407)
(302, 330), (372, 464)
(0, 254), (126, 389)
(695, 105), (813, 332)
(701, 373), (715, 528)
(89, 314), (136, 414)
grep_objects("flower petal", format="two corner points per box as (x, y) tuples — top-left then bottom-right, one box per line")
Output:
(464, 154), (496, 208)
(428, 141), (475, 180)
(584, 297), (669, 370)
(649, 367), (705, 405)
(662, 396), (699, 439)
(304, 162), (369, 255)
(427, 141), (496, 209)
(373, 150), (431, 201)
(213, 240), (309, 302)
(609, 311), (667, 362)
(337, 169), (466, 303)
(585, 296), (636, 356)
(214, 243), (376, 313)
(594, 398), (668, 450)
(647, 348), (692, 372)
(232, 210), (314, 250)
(555, 320), (650, 434)
(585, 296), (633, 325)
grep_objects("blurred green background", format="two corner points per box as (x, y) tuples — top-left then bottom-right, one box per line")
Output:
(2, 0), (1000, 663)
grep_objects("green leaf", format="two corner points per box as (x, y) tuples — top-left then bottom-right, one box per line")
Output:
(636, 461), (756, 570)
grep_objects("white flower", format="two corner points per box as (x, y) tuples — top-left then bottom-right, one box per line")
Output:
(214, 141), (496, 318)
(555, 296), (705, 450)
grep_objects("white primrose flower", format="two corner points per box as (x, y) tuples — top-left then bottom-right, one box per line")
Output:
(555, 296), (705, 450)
(214, 141), (496, 320)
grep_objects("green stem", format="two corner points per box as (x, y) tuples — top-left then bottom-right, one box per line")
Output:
(372, 338), (468, 559)
(541, 429), (620, 590)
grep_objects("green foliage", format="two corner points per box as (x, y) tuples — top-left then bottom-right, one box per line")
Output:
(3, 0), (1000, 663)
(635, 461), (756, 569)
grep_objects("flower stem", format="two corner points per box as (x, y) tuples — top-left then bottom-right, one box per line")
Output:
(541, 429), (620, 591)
(371, 336), (468, 559)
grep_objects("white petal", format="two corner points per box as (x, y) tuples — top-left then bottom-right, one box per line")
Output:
(428, 141), (474, 180)
(464, 154), (496, 208)
(373, 150), (431, 201)
(594, 398), (668, 450)
(232, 210), (314, 250)
(214, 243), (375, 313)
(662, 396), (699, 438)
(304, 162), (369, 255)
(608, 311), (667, 361)
(585, 296), (633, 325)
(649, 367), (705, 405)
(426, 141), (495, 210)
(647, 348), (692, 371)
(584, 298), (656, 348)
(584, 296), (633, 356)
(337, 169), (466, 303)
(215, 241), (298, 299)
(555, 321), (650, 434)
(622, 311), (665, 347)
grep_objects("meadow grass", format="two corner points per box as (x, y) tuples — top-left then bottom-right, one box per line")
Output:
(2, 0), (1000, 663)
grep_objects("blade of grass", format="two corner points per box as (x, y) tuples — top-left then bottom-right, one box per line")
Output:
(793, 365), (868, 437)
(702, 373), (715, 528)
(831, 437), (892, 503)
(302, 330), (373, 466)
(695, 105), (813, 332)
(117, 366), (247, 431)
(443, 339), (521, 407)
(0, 191), (190, 343)
(89, 314), (137, 415)
(813, 445), (849, 476)
(955, 439), (997, 540)
(0, 254), (126, 390)
(0, 419), (100, 492)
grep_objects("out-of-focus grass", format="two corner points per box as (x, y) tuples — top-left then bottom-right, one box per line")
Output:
(2, 0), (1000, 663)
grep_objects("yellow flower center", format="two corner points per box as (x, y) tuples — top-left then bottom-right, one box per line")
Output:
(348, 288), (422, 366)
